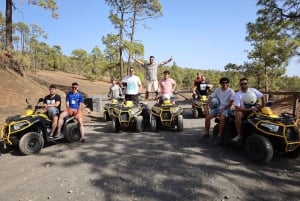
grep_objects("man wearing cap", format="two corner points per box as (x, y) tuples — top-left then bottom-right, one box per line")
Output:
(133, 55), (173, 102)
(44, 84), (61, 138)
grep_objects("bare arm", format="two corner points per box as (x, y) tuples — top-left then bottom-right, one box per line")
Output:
(160, 56), (173, 65)
(133, 57), (144, 65)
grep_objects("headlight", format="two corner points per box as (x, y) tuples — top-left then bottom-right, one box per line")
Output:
(130, 108), (140, 116)
(170, 107), (181, 115)
(260, 123), (279, 132)
(11, 121), (29, 132)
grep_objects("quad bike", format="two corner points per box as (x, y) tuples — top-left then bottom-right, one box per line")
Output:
(213, 106), (300, 163)
(0, 98), (81, 155)
(110, 100), (149, 132)
(150, 95), (184, 132)
(192, 95), (209, 118)
(103, 98), (123, 121)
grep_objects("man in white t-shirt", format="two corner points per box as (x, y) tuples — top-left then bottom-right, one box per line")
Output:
(232, 77), (265, 142)
(133, 55), (173, 102)
(121, 67), (142, 105)
(201, 77), (235, 145)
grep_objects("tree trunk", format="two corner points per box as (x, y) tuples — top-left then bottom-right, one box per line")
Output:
(5, 0), (13, 56)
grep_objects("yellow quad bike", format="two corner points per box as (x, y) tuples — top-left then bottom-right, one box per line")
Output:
(0, 98), (81, 155)
(150, 98), (184, 132)
(110, 100), (148, 132)
(103, 98), (123, 121)
(213, 107), (300, 163)
(192, 95), (209, 118)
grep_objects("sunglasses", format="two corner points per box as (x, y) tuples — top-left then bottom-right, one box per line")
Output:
(240, 83), (248, 86)
(221, 81), (228, 84)
(72, 87), (78, 89)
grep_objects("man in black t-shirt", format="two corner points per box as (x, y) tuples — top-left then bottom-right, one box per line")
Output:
(43, 84), (61, 138)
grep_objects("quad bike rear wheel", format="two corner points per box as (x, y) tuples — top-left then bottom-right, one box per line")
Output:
(245, 134), (273, 163)
(64, 122), (81, 142)
(177, 114), (183, 132)
(19, 132), (44, 155)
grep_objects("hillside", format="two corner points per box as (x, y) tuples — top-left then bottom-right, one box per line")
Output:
(0, 69), (111, 124)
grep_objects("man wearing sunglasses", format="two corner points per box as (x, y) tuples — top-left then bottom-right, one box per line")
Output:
(121, 67), (142, 105)
(232, 78), (265, 142)
(201, 77), (235, 145)
(57, 82), (86, 143)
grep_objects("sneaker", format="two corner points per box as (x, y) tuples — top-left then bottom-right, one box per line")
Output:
(80, 138), (86, 143)
(232, 135), (242, 142)
(48, 135), (53, 139)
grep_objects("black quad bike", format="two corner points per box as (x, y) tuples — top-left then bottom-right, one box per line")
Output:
(103, 98), (123, 121)
(192, 95), (209, 118)
(0, 98), (81, 155)
(213, 107), (300, 163)
(150, 98), (184, 132)
(110, 100), (149, 132)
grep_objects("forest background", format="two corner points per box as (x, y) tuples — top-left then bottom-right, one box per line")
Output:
(1, 0), (300, 93)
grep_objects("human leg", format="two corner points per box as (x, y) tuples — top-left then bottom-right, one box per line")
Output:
(145, 80), (153, 101)
(49, 115), (58, 137)
(202, 108), (217, 140)
(56, 111), (68, 136)
(233, 111), (244, 142)
(48, 107), (59, 137)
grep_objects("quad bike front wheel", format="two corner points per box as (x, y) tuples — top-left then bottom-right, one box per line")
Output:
(64, 122), (81, 142)
(103, 111), (110, 121)
(135, 116), (144, 132)
(192, 107), (199, 119)
(111, 117), (120, 132)
(150, 115), (158, 132)
(245, 134), (273, 163)
(18, 132), (44, 155)
(177, 115), (183, 132)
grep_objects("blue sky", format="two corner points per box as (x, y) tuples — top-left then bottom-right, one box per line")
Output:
(1, 0), (299, 76)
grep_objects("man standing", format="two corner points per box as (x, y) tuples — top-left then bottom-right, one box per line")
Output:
(232, 78), (265, 142)
(57, 82), (85, 143)
(43, 84), (61, 139)
(133, 55), (173, 102)
(121, 67), (142, 105)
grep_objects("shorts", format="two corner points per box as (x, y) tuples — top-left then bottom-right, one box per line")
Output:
(47, 107), (59, 119)
(125, 94), (139, 105)
(69, 109), (83, 118)
(146, 80), (158, 92)
(209, 108), (231, 117)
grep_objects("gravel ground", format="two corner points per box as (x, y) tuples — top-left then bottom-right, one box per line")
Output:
(0, 103), (299, 201)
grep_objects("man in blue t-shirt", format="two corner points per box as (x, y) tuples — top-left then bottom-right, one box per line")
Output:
(57, 82), (86, 143)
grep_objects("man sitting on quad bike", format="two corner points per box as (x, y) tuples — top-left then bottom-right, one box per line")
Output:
(157, 70), (177, 104)
(43, 84), (61, 139)
(232, 77), (265, 142)
(57, 82), (86, 143)
(192, 72), (211, 99)
(201, 77), (235, 145)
